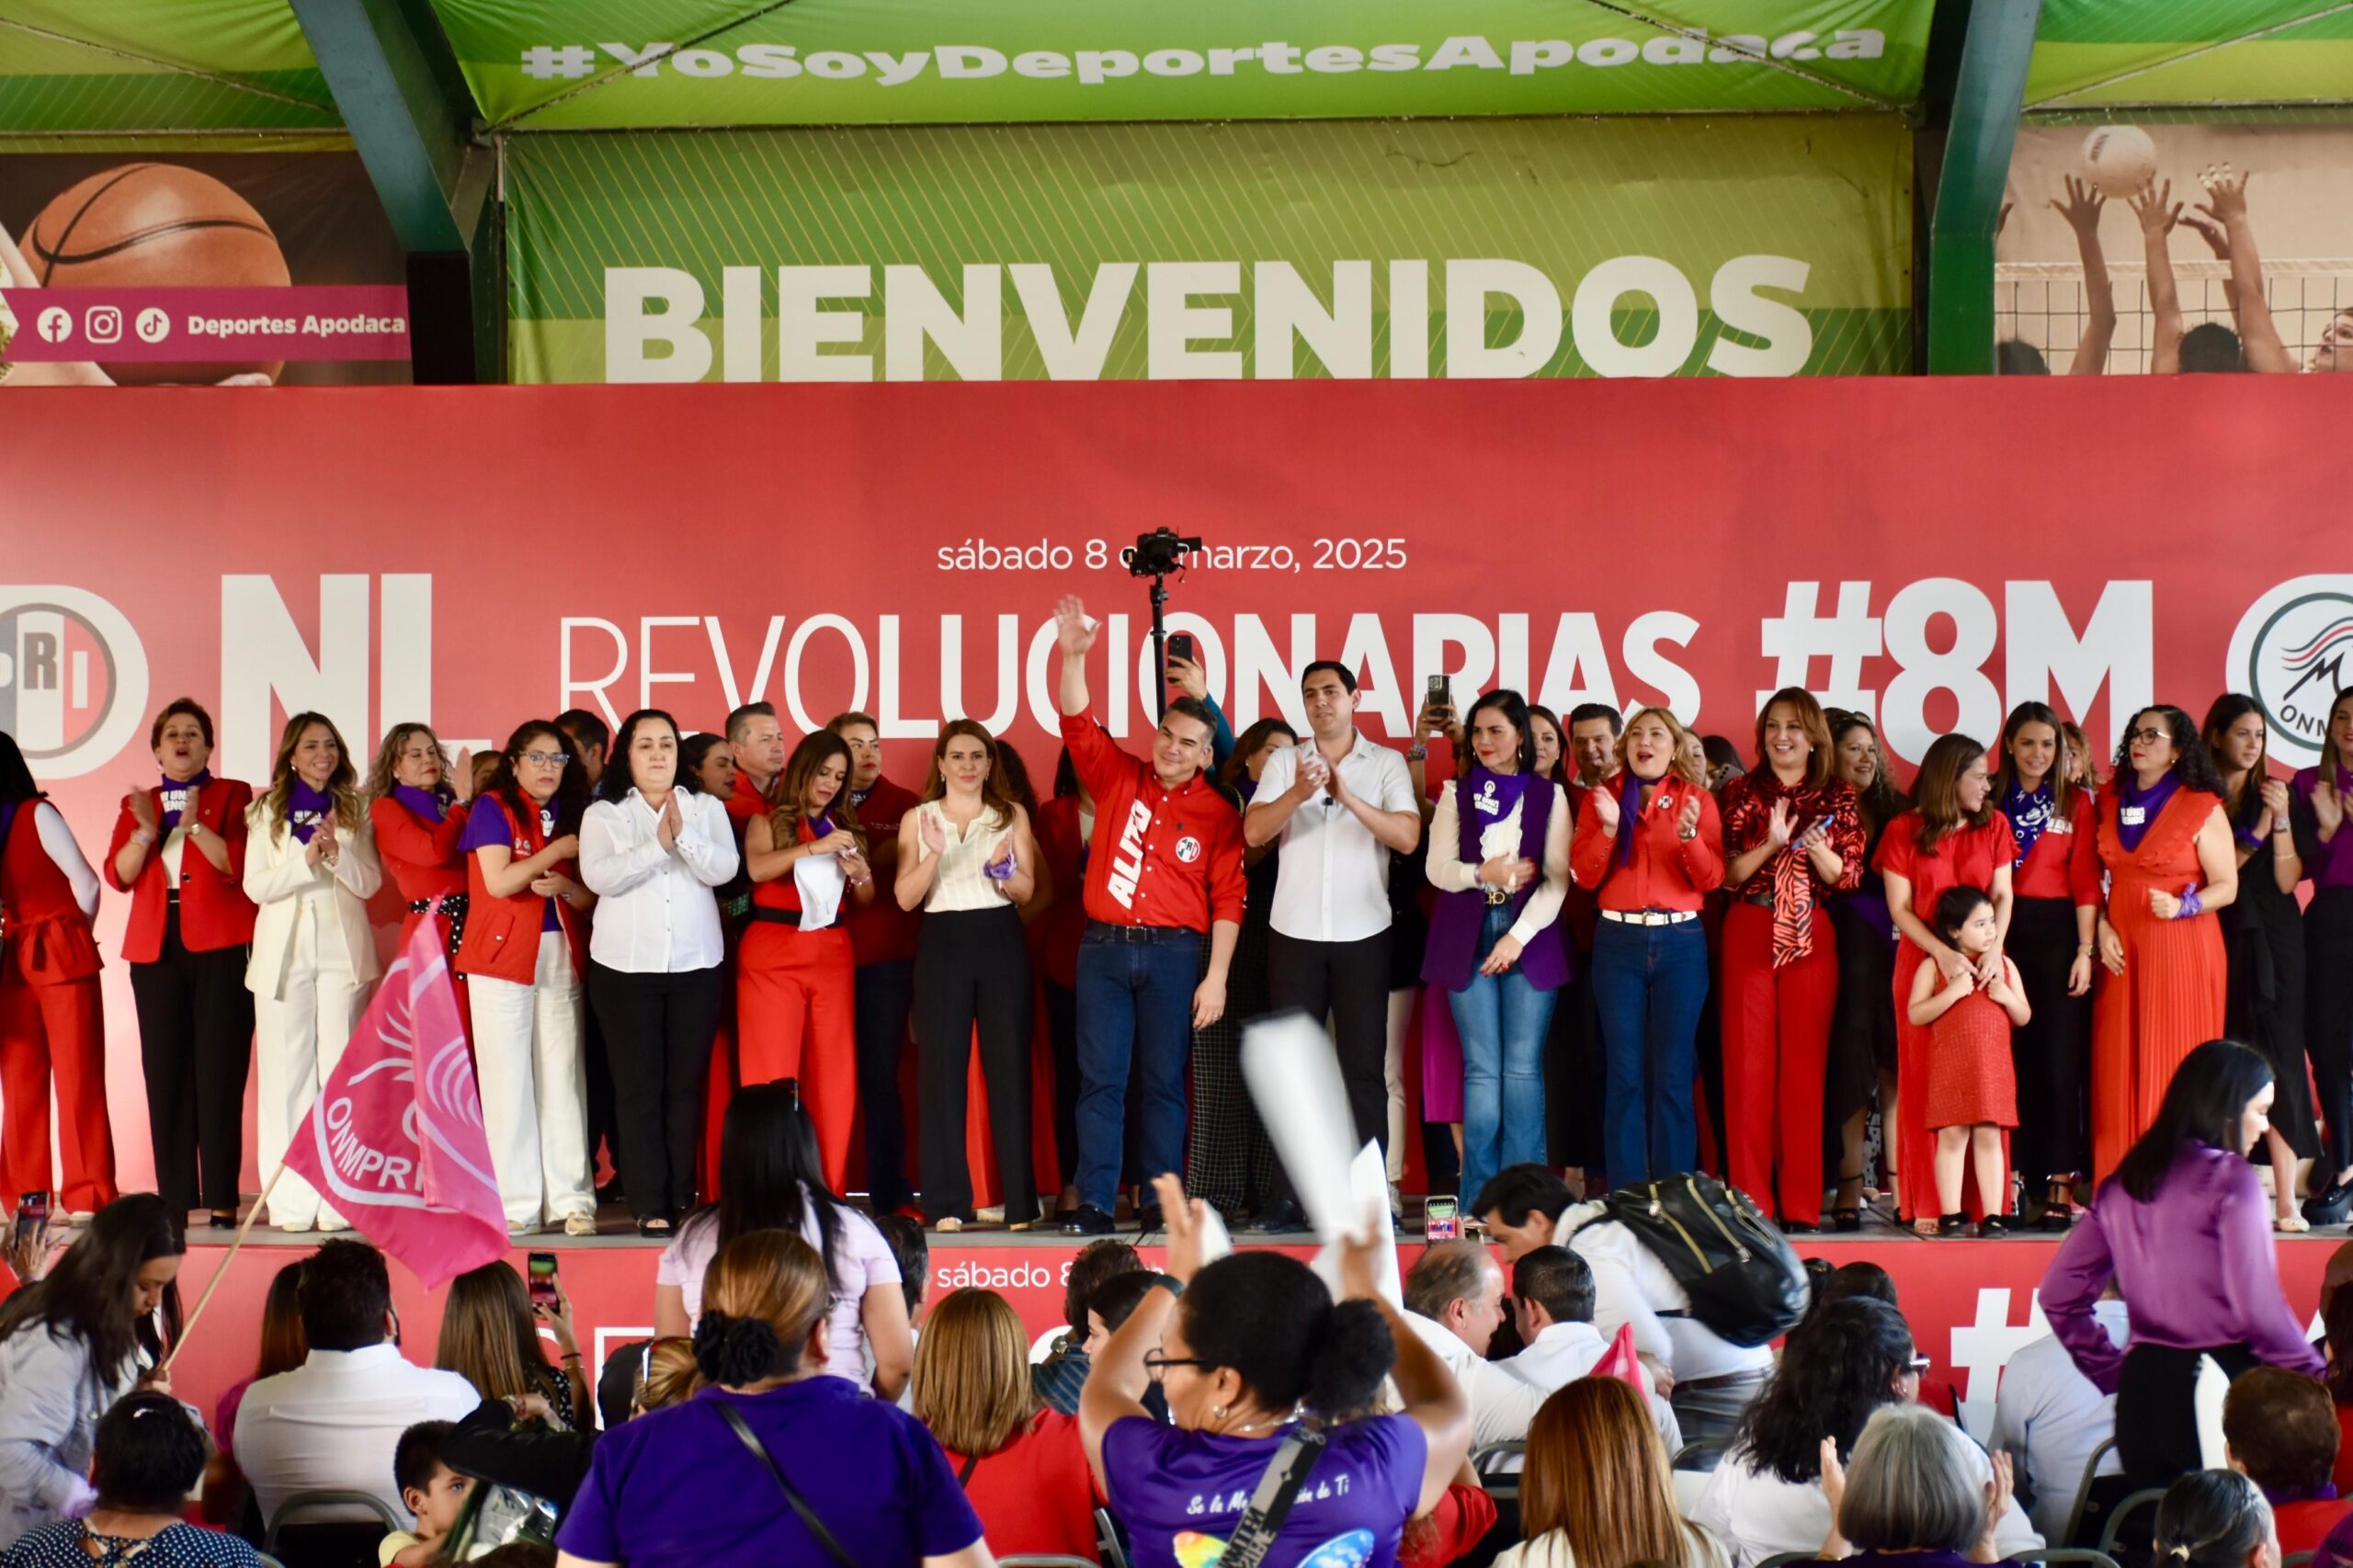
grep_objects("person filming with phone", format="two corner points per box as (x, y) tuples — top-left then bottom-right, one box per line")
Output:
(1242, 661), (1420, 1233)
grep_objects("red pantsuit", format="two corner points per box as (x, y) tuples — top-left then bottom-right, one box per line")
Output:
(735, 919), (858, 1192)
(1721, 903), (1839, 1223)
(0, 801), (114, 1212)
(1876, 812), (2015, 1223)
(1716, 772), (1862, 1227)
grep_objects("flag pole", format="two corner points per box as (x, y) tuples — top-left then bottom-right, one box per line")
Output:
(165, 1163), (290, 1372)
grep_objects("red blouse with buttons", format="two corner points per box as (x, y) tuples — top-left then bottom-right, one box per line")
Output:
(1059, 711), (1245, 933)
(1568, 774), (1726, 913)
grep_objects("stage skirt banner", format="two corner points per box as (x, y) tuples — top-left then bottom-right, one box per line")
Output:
(0, 374), (2346, 1187)
(502, 115), (1913, 383)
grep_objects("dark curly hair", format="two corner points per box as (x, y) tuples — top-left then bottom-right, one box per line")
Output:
(2112, 704), (2225, 798)
(1733, 1297), (1915, 1483)
(1179, 1253), (1393, 1419)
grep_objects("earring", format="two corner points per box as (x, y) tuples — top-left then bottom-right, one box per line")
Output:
(1211, 1405), (1227, 1422)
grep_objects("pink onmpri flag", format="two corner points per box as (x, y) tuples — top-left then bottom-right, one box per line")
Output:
(282, 910), (506, 1290)
(1586, 1321), (1648, 1395)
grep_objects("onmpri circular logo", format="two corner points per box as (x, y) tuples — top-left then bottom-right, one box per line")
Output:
(2234, 577), (2353, 767)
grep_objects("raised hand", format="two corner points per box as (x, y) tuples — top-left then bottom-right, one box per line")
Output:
(2179, 210), (2231, 260)
(1153, 1172), (1206, 1284)
(655, 795), (682, 849)
(2313, 777), (2344, 835)
(2129, 177), (2182, 238)
(2261, 777), (2292, 824)
(1676, 790), (1704, 840)
(318, 828), (340, 869)
(1054, 595), (1096, 658)
(2196, 163), (2249, 224)
(1588, 785), (1621, 835)
(1766, 799), (1794, 850)
(920, 811), (948, 856)
(2050, 174), (2104, 237)
(452, 747), (475, 803)
(1165, 653), (1208, 701)
(128, 787), (157, 833)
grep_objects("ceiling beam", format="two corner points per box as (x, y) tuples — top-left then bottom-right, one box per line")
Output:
(1926, 0), (2042, 373)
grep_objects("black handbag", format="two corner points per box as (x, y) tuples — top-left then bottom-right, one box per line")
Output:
(1590, 1174), (1809, 1347)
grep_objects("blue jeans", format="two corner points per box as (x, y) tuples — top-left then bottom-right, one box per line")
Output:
(1448, 904), (1557, 1209)
(1591, 917), (1710, 1188)
(1074, 925), (1202, 1212)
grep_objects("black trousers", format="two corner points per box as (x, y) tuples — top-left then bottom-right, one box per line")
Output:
(854, 958), (916, 1213)
(915, 906), (1037, 1223)
(129, 906), (252, 1214)
(1266, 929), (1392, 1206)
(2116, 1341), (2259, 1488)
(2009, 897), (2093, 1190)
(2307, 889), (2353, 1175)
(1046, 980), (1079, 1190)
(588, 963), (724, 1221)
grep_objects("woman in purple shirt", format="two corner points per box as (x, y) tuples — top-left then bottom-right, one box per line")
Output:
(1082, 1175), (1470, 1568)
(2040, 1037), (2324, 1490)
(2297, 689), (2353, 1227)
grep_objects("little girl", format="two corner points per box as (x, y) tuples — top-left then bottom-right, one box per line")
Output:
(1907, 884), (2029, 1238)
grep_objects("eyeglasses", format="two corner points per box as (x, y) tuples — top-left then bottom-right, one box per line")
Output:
(1143, 1350), (1211, 1381)
(2126, 728), (2167, 745)
(521, 751), (571, 767)
(1906, 1355), (1932, 1375)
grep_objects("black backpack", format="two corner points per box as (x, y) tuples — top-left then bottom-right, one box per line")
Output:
(1585, 1173), (1809, 1347)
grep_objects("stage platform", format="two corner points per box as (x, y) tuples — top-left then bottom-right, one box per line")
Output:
(147, 1198), (2347, 1449)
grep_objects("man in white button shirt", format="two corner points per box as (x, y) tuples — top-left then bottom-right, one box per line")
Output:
(1992, 1293), (2130, 1542)
(1502, 1245), (1681, 1455)
(1475, 1164), (1774, 1447)
(1400, 1241), (1547, 1449)
(233, 1241), (481, 1528)
(1243, 661), (1419, 1232)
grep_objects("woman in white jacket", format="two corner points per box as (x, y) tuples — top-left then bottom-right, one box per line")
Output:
(244, 711), (380, 1232)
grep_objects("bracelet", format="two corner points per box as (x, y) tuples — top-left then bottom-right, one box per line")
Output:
(2075, 943), (2095, 957)
(131, 830), (156, 846)
(2176, 887), (2203, 920)
(1405, 744), (1428, 762)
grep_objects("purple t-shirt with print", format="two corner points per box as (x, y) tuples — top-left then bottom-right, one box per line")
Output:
(459, 795), (561, 932)
(1102, 1414), (1426, 1568)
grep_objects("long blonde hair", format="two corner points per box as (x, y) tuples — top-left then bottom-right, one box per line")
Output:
(261, 710), (361, 839)
(912, 1288), (1039, 1457)
(434, 1262), (559, 1408)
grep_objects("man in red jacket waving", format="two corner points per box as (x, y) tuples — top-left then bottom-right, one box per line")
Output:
(1054, 595), (1245, 1236)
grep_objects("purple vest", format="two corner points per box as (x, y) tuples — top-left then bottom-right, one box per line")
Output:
(1422, 769), (1572, 994)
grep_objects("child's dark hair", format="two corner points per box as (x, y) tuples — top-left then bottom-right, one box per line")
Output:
(1932, 884), (1993, 947)
(395, 1420), (457, 1499)
(1088, 1270), (1169, 1337)
(1179, 1253), (1393, 1417)
(91, 1391), (208, 1514)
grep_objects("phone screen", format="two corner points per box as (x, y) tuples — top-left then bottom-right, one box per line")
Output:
(14, 1194), (48, 1250)
(528, 1251), (558, 1307)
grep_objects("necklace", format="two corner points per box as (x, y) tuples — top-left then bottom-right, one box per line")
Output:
(1224, 1405), (1302, 1437)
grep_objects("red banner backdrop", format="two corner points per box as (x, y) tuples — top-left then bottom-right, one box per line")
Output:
(2, 376), (2348, 1381)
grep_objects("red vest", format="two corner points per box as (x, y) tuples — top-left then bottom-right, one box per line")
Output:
(104, 779), (257, 962)
(454, 793), (587, 985)
(1, 799), (101, 985)
(750, 815), (816, 916)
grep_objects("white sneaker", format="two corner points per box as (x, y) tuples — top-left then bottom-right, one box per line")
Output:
(317, 1217), (350, 1234)
(278, 1218), (314, 1233)
(563, 1213), (597, 1237)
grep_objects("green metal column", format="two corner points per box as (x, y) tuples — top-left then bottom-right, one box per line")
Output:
(1926, 0), (2042, 373)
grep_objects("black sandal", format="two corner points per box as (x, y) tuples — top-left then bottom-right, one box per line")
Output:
(1976, 1215), (2008, 1239)
(1832, 1207), (1863, 1233)
(635, 1216), (674, 1237)
(1938, 1210), (1967, 1237)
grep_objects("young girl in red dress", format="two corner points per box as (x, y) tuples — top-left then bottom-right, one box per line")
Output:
(1908, 884), (2029, 1237)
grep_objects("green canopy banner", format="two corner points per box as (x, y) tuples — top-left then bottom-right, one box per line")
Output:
(505, 114), (1913, 384)
(0, 1), (338, 134)
(433, 0), (1927, 129)
(2028, 1), (2353, 110)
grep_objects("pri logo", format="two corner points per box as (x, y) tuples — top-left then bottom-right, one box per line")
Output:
(0, 588), (150, 778)
(2231, 575), (2353, 767)
(1174, 835), (1201, 864)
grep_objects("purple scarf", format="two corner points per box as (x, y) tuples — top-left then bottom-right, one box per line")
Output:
(2002, 778), (2053, 869)
(287, 781), (334, 844)
(159, 768), (212, 832)
(392, 782), (451, 824)
(1612, 769), (1650, 868)
(1462, 769), (1532, 837)
(2116, 768), (2181, 854)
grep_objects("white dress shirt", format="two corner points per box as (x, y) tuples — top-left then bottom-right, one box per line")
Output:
(1693, 1434), (2042, 1568)
(1254, 733), (1416, 943)
(1427, 778), (1573, 947)
(1403, 1309), (1549, 1450)
(1991, 1302), (2130, 1543)
(1553, 1203), (1776, 1384)
(579, 788), (739, 973)
(233, 1344), (479, 1525)
(1502, 1320), (1682, 1454)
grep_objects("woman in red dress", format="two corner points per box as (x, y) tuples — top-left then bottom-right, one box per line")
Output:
(2090, 703), (2237, 1182)
(1874, 733), (2014, 1224)
(366, 723), (473, 1019)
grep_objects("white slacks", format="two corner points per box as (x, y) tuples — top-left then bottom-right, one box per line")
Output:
(467, 930), (592, 1231)
(255, 906), (371, 1229)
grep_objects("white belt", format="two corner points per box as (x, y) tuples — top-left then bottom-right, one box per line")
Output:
(1600, 909), (1698, 926)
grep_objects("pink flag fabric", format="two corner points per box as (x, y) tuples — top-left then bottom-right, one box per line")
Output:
(1586, 1320), (1648, 1394)
(282, 910), (506, 1290)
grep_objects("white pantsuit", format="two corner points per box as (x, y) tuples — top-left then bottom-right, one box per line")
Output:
(244, 804), (381, 1230)
(468, 928), (591, 1230)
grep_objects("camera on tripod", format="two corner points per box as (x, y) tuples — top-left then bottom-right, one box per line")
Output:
(1128, 527), (1201, 579)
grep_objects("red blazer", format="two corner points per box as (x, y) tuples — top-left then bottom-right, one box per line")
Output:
(454, 795), (587, 986)
(369, 794), (470, 904)
(2, 800), (101, 984)
(103, 779), (256, 961)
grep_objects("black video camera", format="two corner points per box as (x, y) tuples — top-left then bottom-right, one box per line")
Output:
(1128, 527), (1201, 578)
